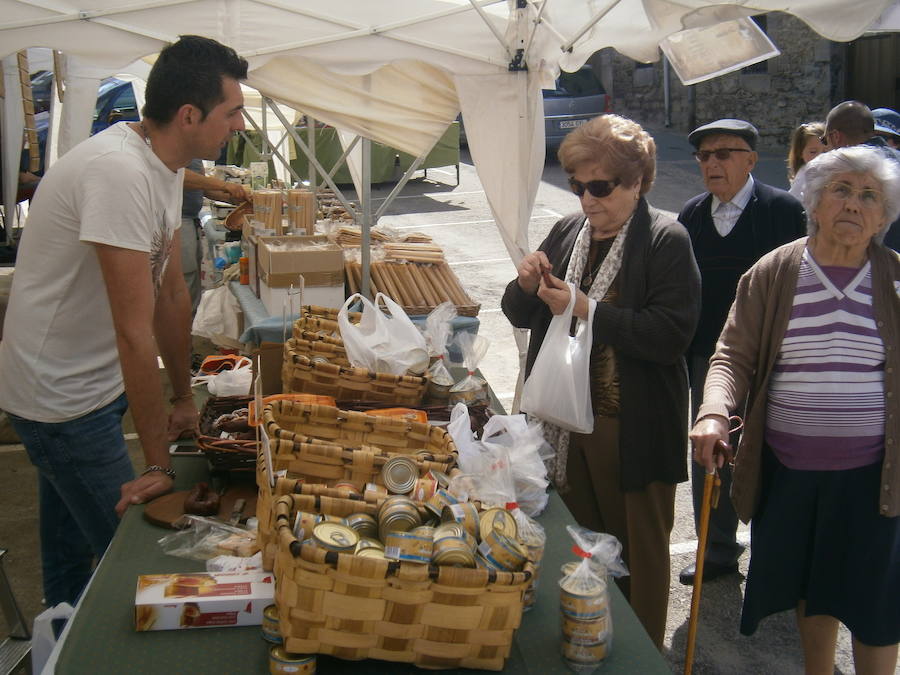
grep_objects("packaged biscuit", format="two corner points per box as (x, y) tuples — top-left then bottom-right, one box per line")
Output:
(134, 571), (274, 631)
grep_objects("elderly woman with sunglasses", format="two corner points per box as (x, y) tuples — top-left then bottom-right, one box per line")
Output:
(691, 145), (900, 674)
(501, 114), (700, 648)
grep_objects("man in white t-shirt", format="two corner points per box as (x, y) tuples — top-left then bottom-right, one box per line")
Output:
(0, 35), (247, 607)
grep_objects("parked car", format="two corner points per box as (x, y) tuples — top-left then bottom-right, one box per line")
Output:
(458, 65), (612, 150)
(32, 77), (139, 175)
(542, 65), (612, 149)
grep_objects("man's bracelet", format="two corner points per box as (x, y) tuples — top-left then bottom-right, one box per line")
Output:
(142, 465), (176, 480)
(169, 392), (194, 404)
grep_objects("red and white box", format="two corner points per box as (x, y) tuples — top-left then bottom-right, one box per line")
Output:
(134, 571), (274, 631)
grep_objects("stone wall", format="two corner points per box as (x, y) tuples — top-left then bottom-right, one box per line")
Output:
(604, 13), (849, 152)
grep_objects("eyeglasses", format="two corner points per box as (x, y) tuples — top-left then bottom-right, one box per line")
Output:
(692, 148), (751, 162)
(823, 182), (884, 208)
(568, 177), (621, 198)
(818, 129), (835, 145)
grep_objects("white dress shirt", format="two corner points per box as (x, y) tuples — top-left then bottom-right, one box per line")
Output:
(710, 175), (754, 237)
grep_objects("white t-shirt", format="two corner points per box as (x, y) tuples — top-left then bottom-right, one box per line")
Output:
(0, 123), (183, 422)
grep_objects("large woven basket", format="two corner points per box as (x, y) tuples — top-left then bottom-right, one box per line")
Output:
(282, 345), (428, 406)
(272, 493), (532, 670)
(256, 401), (456, 569)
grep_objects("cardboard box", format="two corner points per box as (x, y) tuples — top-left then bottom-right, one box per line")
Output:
(253, 342), (284, 395)
(256, 235), (343, 277)
(134, 571), (274, 631)
(257, 277), (345, 317)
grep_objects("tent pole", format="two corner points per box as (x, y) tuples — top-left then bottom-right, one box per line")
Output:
(327, 135), (361, 180)
(560, 0), (622, 53)
(373, 152), (428, 222)
(263, 98), (358, 219)
(307, 115), (317, 190)
(360, 137), (372, 299)
(240, 111), (303, 186)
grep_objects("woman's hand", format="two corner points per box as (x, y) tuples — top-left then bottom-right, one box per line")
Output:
(516, 251), (552, 294)
(537, 271), (591, 318)
(689, 415), (732, 472)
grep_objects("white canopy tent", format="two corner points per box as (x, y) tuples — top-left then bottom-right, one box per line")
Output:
(1, 0), (895, 258)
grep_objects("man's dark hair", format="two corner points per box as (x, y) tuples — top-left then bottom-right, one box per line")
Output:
(825, 101), (874, 146)
(143, 35), (248, 124)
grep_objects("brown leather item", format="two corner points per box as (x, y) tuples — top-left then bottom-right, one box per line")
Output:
(183, 482), (220, 516)
(143, 484), (257, 529)
(223, 200), (252, 231)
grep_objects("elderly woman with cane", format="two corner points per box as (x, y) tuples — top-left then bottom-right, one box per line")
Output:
(502, 114), (700, 648)
(691, 145), (900, 674)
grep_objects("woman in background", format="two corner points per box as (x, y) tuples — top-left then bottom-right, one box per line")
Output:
(787, 121), (827, 183)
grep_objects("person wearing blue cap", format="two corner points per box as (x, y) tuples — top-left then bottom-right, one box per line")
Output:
(872, 107), (900, 150)
(677, 118), (806, 586)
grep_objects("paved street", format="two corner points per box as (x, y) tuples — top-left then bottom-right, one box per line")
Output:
(0, 125), (876, 673)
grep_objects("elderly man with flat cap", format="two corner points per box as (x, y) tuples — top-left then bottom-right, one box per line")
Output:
(677, 119), (806, 586)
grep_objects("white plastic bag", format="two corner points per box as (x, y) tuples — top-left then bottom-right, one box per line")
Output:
(32, 602), (74, 675)
(190, 356), (253, 396)
(337, 293), (428, 375)
(520, 283), (595, 434)
(191, 284), (242, 340)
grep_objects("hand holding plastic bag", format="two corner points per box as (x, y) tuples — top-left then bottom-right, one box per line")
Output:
(520, 283), (595, 433)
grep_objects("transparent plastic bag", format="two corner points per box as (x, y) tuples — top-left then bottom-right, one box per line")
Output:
(449, 332), (490, 405)
(424, 302), (457, 402)
(558, 525), (628, 673)
(480, 414), (551, 517)
(513, 507), (546, 611)
(158, 516), (258, 561)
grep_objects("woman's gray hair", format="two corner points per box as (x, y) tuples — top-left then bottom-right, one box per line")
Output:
(802, 145), (900, 243)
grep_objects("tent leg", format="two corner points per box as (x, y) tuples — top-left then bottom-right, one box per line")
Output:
(361, 138), (372, 299)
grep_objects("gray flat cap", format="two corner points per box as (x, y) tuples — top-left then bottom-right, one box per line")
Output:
(688, 119), (759, 150)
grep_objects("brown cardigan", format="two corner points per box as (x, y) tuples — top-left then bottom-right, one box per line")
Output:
(698, 237), (900, 521)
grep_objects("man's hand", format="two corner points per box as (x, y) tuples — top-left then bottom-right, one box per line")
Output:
(206, 181), (251, 205)
(167, 398), (200, 441)
(116, 471), (174, 516)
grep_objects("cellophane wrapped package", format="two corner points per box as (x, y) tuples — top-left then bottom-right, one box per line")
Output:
(558, 525), (629, 673)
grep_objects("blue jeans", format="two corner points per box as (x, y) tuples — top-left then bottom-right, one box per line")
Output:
(9, 393), (134, 606)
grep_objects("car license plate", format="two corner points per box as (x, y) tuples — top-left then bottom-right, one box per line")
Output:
(559, 119), (586, 129)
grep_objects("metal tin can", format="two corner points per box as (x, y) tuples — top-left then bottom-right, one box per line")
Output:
(345, 512), (378, 540)
(433, 522), (466, 542)
(355, 537), (385, 553)
(409, 477), (438, 501)
(521, 531), (546, 611)
(560, 612), (610, 642)
(429, 469), (451, 489)
(333, 480), (361, 497)
(479, 508), (518, 541)
(561, 636), (609, 667)
(377, 495), (422, 540)
(381, 456), (420, 494)
(269, 646), (316, 674)
(477, 528), (528, 571)
(292, 511), (319, 540)
(312, 522), (358, 553)
(426, 488), (459, 520)
(357, 547), (387, 559)
(432, 535), (476, 567)
(384, 530), (433, 564)
(559, 563), (609, 620)
(318, 513), (347, 525)
(441, 502), (480, 542)
(262, 604), (282, 644)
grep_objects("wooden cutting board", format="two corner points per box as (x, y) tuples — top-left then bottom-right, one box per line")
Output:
(143, 484), (258, 529)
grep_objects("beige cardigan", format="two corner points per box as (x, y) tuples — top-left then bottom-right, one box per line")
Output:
(697, 238), (900, 521)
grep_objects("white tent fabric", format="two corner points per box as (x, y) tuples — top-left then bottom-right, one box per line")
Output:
(1, 0), (895, 254)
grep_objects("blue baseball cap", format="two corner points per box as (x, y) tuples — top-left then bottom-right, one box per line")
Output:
(872, 108), (900, 139)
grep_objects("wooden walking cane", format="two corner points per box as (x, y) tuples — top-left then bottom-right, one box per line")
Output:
(684, 416), (742, 675)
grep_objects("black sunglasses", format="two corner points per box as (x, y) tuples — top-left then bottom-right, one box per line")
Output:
(692, 148), (751, 162)
(568, 176), (621, 198)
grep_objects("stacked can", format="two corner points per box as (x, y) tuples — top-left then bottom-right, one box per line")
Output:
(377, 495), (422, 540)
(381, 456), (419, 495)
(558, 562), (612, 671)
(520, 527), (546, 611)
(261, 604), (282, 645)
(269, 646), (316, 674)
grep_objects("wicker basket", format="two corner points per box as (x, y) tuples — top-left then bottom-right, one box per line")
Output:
(255, 401), (456, 569)
(196, 395), (257, 471)
(272, 493), (532, 670)
(282, 342), (427, 405)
